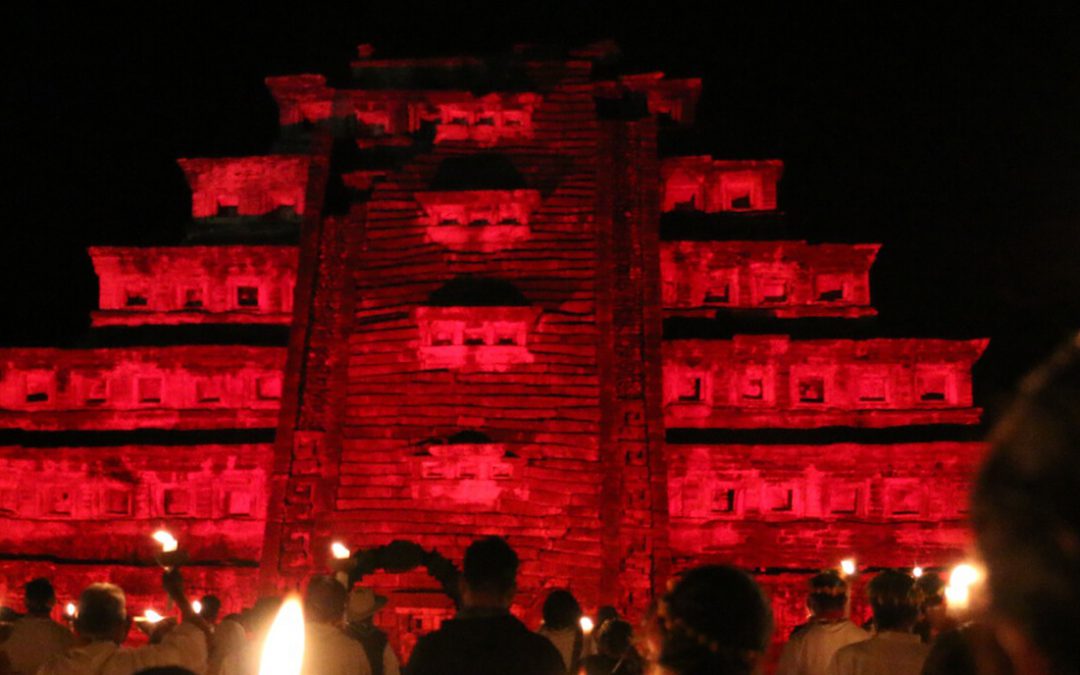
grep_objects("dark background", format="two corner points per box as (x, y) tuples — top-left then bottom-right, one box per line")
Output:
(4, 3), (1079, 422)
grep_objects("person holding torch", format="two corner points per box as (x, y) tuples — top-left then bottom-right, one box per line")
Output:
(37, 533), (210, 675)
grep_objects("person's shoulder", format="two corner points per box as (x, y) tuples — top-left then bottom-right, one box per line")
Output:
(912, 639), (933, 657)
(837, 620), (869, 638)
(410, 622), (452, 652)
(34, 653), (59, 675)
(777, 625), (807, 666)
(44, 620), (74, 641)
(338, 631), (371, 675)
(785, 624), (811, 644)
(405, 626), (450, 666)
(516, 625), (564, 674)
(825, 640), (863, 675)
(510, 619), (558, 648)
(330, 625), (364, 647)
(322, 625), (368, 658)
(483, 616), (562, 673)
(831, 638), (867, 661)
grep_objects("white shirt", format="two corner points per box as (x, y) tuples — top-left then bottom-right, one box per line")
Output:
(826, 631), (930, 675)
(537, 626), (578, 672)
(302, 623), (371, 675)
(380, 644), (400, 675)
(0, 617), (75, 675)
(36, 621), (207, 675)
(776, 620), (868, 675)
(209, 620), (248, 675)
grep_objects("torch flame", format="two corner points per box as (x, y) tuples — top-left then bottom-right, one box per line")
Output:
(913, 566), (924, 578)
(950, 563), (981, 588)
(840, 558), (857, 576)
(579, 616), (594, 634)
(192, 600), (203, 615)
(143, 609), (165, 624)
(65, 602), (76, 617)
(259, 596), (305, 675)
(944, 563), (982, 610)
(152, 530), (178, 553)
(330, 542), (351, 560)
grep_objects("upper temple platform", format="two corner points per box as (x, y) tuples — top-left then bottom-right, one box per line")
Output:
(265, 42), (702, 147)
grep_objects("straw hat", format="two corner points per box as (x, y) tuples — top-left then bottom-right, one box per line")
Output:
(347, 587), (388, 623)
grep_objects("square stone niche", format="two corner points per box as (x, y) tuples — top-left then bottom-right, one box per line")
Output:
(415, 305), (540, 371)
(415, 190), (542, 252)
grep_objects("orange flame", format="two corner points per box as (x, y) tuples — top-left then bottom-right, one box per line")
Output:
(152, 530), (178, 553)
(259, 596), (305, 675)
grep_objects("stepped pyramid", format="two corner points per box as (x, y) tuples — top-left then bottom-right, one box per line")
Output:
(0, 42), (986, 657)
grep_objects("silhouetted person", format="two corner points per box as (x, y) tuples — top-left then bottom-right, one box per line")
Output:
(405, 536), (564, 675)
(38, 570), (208, 675)
(237, 597), (282, 639)
(302, 576), (371, 675)
(777, 572), (867, 675)
(537, 589), (583, 674)
(204, 594), (243, 675)
(920, 622), (1015, 675)
(972, 336), (1080, 675)
(580, 620), (642, 675)
(217, 597), (282, 675)
(594, 606), (618, 628)
(344, 587), (399, 675)
(197, 597), (221, 625)
(644, 565), (773, 675)
(583, 606), (619, 658)
(920, 626), (976, 675)
(826, 570), (929, 675)
(912, 573), (954, 644)
(0, 578), (74, 675)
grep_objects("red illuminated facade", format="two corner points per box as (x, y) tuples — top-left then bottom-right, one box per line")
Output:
(90, 246), (298, 326)
(0, 42), (987, 657)
(663, 337), (986, 428)
(661, 241), (879, 318)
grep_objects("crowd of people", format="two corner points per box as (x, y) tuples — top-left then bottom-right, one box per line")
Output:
(2, 337), (1079, 675)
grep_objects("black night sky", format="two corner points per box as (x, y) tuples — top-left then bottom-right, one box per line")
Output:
(4, 3), (1080, 423)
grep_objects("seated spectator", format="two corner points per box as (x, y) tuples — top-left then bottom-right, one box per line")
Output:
(644, 565), (773, 675)
(302, 576), (371, 675)
(406, 536), (564, 675)
(0, 578), (74, 675)
(972, 336), (1080, 675)
(536, 590), (583, 674)
(826, 570), (929, 675)
(580, 620), (642, 675)
(37, 570), (208, 675)
(776, 572), (867, 675)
